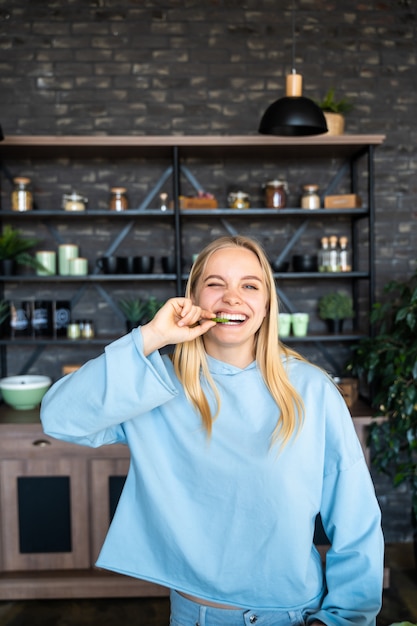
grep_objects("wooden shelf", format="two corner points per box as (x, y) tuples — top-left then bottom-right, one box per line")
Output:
(0, 133), (386, 160)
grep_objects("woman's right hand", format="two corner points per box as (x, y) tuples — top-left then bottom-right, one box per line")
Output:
(140, 297), (217, 355)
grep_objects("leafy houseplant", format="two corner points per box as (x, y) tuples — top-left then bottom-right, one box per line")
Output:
(316, 87), (353, 114)
(118, 296), (163, 332)
(316, 88), (353, 136)
(0, 225), (41, 274)
(318, 291), (354, 332)
(346, 272), (417, 530)
(145, 296), (163, 322)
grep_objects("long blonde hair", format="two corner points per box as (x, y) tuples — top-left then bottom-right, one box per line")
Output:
(172, 235), (307, 448)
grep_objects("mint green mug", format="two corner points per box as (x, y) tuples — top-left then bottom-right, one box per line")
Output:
(69, 257), (88, 276)
(59, 244), (79, 276)
(278, 313), (292, 338)
(291, 313), (309, 337)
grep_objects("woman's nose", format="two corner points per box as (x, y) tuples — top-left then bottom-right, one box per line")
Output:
(223, 288), (241, 304)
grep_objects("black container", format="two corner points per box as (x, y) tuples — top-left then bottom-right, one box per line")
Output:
(54, 300), (71, 337)
(32, 300), (53, 337)
(96, 256), (119, 274)
(133, 256), (155, 274)
(292, 254), (318, 272)
(271, 260), (289, 273)
(9, 300), (31, 337)
(161, 254), (176, 274)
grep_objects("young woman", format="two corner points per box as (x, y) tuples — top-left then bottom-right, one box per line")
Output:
(41, 235), (384, 626)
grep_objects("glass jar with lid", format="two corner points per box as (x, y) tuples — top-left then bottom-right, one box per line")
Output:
(338, 236), (352, 272)
(109, 187), (129, 211)
(79, 319), (95, 339)
(62, 192), (87, 212)
(11, 177), (33, 211)
(227, 191), (250, 210)
(264, 179), (287, 209)
(301, 184), (320, 209)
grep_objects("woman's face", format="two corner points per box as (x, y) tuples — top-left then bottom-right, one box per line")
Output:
(195, 246), (269, 361)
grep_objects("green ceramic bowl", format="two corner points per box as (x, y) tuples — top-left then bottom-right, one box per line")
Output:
(0, 375), (52, 410)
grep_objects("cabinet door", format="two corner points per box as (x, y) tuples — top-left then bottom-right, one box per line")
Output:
(89, 458), (129, 563)
(0, 457), (90, 571)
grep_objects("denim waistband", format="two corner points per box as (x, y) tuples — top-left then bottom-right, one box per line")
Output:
(169, 590), (305, 626)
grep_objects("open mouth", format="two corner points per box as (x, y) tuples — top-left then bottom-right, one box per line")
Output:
(213, 313), (247, 325)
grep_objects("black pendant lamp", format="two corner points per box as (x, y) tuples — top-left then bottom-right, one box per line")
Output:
(258, 3), (328, 137)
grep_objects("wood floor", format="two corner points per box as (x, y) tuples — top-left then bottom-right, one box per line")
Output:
(0, 543), (415, 626)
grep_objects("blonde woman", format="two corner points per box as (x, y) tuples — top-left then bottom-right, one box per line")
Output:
(41, 235), (383, 626)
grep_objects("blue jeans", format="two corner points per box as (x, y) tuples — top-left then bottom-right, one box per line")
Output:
(169, 590), (307, 626)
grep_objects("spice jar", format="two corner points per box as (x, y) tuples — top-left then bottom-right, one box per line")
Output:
(80, 319), (95, 339)
(159, 192), (168, 212)
(227, 191), (250, 210)
(109, 187), (128, 211)
(301, 184), (320, 209)
(264, 179), (287, 209)
(66, 322), (81, 340)
(339, 236), (352, 272)
(12, 177), (33, 211)
(62, 192), (87, 212)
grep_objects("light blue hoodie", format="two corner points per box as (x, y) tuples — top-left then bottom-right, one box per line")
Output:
(41, 328), (383, 625)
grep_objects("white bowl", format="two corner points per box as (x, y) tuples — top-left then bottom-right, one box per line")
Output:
(0, 375), (52, 410)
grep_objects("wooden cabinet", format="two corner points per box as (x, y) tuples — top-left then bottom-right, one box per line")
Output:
(0, 404), (385, 599)
(0, 456), (90, 572)
(0, 409), (168, 600)
(89, 458), (129, 563)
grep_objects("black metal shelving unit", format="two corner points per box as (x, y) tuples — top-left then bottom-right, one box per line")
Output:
(0, 134), (385, 376)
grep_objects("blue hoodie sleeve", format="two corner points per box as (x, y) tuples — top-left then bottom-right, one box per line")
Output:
(305, 379), (384, 626)
(40, 328), (178, 447)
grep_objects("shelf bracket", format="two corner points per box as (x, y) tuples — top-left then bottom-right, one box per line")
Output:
(17, 345), (47, 375)
(220, 219), (238, 237)
(134, 166), (173, 211)
(272, 219), (310, 267)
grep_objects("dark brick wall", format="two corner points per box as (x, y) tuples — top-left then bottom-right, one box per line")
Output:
(1, 1), (417, 542)
(1, 1), (416, 285)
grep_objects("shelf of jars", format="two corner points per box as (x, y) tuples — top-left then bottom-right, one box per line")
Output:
(0, 271), (369, 283)
(0, 274), (176, 282)
(0, 134), (383, 379)
(0, 208), (369, 217)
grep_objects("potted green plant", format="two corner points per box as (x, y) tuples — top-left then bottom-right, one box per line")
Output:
(145, 296), (163, 323)
(318, 290), (354, 333)
(346, 272), (417, 539)
(316, 87), (353, 135)
(118, 297), (149, 332)
(0, 225), (41, 275)
(118, 296), (163, 332)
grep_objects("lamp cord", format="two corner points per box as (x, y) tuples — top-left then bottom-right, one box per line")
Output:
(291, 0), (296, 73)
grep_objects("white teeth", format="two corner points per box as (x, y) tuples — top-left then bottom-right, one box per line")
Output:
(217, 313), (246, 322)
